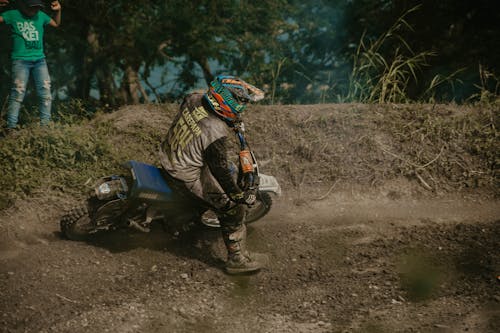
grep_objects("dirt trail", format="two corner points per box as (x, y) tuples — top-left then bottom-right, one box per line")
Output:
(1, 190), (499, 333)
(0, 102), (498, 332)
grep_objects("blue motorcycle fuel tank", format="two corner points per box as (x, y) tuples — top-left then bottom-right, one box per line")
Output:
(124, 161), (174, 203)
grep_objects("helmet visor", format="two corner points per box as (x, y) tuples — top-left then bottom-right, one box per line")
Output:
(219, 77), (265, 103)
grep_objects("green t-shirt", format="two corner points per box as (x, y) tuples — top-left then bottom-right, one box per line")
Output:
(1, 9), (52, 60)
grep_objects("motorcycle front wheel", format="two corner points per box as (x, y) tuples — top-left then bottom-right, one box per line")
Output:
(200, 191), (274, 228)
(245, 191), (273, 224)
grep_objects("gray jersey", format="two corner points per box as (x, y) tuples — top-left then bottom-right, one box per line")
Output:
(160, 93), (230, 183)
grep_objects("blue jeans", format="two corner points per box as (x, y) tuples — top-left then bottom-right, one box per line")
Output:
(7, 58), (52, 128)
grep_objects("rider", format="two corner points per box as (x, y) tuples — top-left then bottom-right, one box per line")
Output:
(159, 75), (266, 274)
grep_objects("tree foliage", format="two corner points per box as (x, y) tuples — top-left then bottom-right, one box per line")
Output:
(0, 0), (498, 112)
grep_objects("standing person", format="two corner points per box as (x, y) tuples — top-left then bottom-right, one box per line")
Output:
(0, 0), (61, 133)
(160, 75), (268, 274)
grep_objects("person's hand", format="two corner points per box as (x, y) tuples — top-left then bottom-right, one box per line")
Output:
(243, 189), (257, 206)
(51, 1), (61, 11)
(230, 189), (257, 206)
(0, 0), (9, 8)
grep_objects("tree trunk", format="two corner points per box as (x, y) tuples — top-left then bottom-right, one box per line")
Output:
(79, 25), (95, 100)
(85, 25), (117, 106)
(119, 64), (141, 104)
(197, 56), (214, 85)
(97, 66), (117, 107)
(70, 24), (92, 100)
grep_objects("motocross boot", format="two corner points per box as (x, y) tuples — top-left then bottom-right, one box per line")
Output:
(223, 224), (268, 275)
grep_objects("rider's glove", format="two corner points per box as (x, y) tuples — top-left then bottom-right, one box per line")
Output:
(230, 189), (257, 206)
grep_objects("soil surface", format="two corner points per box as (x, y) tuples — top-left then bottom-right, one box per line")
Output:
(1, 103), (499, 332)
(0, 190), (499, 333)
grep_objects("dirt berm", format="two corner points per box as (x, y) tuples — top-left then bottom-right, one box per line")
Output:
(0, 103), (499, 333)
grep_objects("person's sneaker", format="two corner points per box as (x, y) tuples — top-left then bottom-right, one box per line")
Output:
(225, 253), (263, 275)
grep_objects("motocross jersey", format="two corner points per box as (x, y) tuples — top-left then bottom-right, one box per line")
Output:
(160, 93), (241, 202)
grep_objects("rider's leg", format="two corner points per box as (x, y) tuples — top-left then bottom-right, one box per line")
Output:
(218, 204), (264, 274)
(199, 165), (268, 274)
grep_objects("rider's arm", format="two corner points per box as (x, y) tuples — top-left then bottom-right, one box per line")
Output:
(204, 137), (242, 196)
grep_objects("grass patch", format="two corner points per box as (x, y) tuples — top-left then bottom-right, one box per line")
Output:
(0, 123), (113, 208)
(378, 105), (499, 192)
(0, 104), (173, 209)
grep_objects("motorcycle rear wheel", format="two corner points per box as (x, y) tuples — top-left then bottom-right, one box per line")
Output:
(60, 205), (94, 241)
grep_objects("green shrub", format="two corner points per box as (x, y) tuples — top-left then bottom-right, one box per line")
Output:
(0, 123), (113, 208)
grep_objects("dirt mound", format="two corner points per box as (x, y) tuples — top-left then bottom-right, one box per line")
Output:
(245, 103), (497, 197)
(59, 102), (500, 198)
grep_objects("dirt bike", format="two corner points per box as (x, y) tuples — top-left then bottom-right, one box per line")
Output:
(60, 160), (281, 241)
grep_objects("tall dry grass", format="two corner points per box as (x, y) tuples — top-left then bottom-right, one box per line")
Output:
(345, 6), (434, 103)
